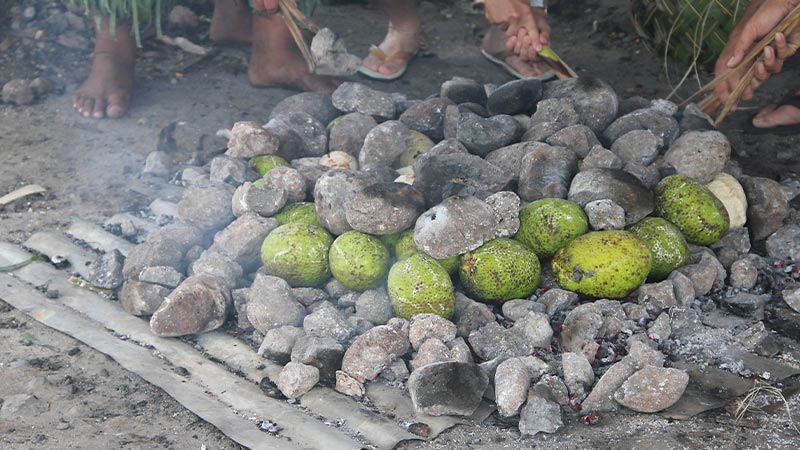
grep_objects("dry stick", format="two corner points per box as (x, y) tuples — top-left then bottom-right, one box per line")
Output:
(685, 4), (800, 124)
(278, 0), (317, 72)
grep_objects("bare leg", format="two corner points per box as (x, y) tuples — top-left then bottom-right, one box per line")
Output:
(248, 14), (342, 91)
(361, 0), (420, 77)
(752, 90), (800, 128)
(210, 0), (252, 44)
(72, 18), (135, 119)
(482, 26), (551, 78)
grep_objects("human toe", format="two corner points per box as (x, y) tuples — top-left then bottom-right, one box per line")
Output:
(106, 93), (130, 118)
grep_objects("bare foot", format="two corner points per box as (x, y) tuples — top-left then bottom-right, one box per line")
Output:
(72, 19), (135, 119)
(210, 0), (252, 44)
(248, 15), (342, 92)
(482, 26), (552, 78)
(752, 91), (800, 128)
(361, 0), (420, 78)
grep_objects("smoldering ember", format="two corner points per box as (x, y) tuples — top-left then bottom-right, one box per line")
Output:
(2, 1), (800, 450)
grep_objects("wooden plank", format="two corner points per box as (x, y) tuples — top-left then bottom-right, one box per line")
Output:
(0, 243), (366, 450)
(67, 219), (136, 256)
(24, 231), (96, 279)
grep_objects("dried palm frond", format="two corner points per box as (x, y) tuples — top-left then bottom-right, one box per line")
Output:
(734, 380), (800, 435)
(684, 4), (800, 125)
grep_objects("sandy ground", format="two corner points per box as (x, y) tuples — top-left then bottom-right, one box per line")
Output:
(1, 1), (799, 449)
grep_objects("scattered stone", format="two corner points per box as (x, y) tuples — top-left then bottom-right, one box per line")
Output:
(400, 97), (453, 141)
(783, 286), (800, 313)
(310, 27), (361, 76)
(332, 82), (397, 120)
(585, 198), (626, 230)
(258, 326), (305, 364)
(177, 182), (235, 231)
(538, 288), (578, 317)
(668, 271), (696, 307)
(675, 262), (717, 297)
(663, 130), (731, 184)
(741, 176), (790, 241)
(290, 335), (345, 381)
(345, 182), (426, 235)
(729, 257), (759, 290)
(245, 274), (306, 334)
(440, 77), (487, 105)
(138, 266), (185, 289)
(765, 225), (800, 261)
(277, 362), (320, 399)
(484, 142), (538, 182)
(190, 250), (243, 289)
(407, 361), (489, 416)
(313, 169), (376, 235)
(122, 240), (185, 281)
(119, 280), (171, 316)
(453, 293), (496, 338)
(546, 124), (600, 158)
(721, 292), (769, 319)
(411, 338), (455, 369)
(501, 299), (543, 322)
(335, 370), (365, 398)
(518, 144), (578, 201)
(414, 195), (498, 259)
(486, 78), (543, 116)
(341, 325), (410, 382)
(456, 112), (521, 156)
(87, 249), (125, 290)
(518, 393), (563, 436)
(212, 213), (277, 271)
(568, 168), (654, 225)
(142, 151), (174, 178)
(149, 275), (231, 337)
(533, 374), (570, 405)
(494, 357), (530, 417)
(269, 92), (340, 125)
(580, 145), (624, 170)
(231, 182), (287, 217)
(638, 280), (677, 316)
(303, 305), (355, 344)
(380, 358), (411, 382)
(648, 312), (672, 341)
(510, 312), (553, 348)
(409, 314), (458, 350)
(329, 112), (377, 156)
(580, 360), (637, 412)
(354, 288), (394, 325)
(542, 77), (619, 134)
(611, 129), (663, 166)
(226, 121), (279, 159)
(603, 108), (680, 146)
(209, 155), (253, 185)
(485, 191), (521, 238)
(413, 152), (513, 206)
(614, 366), (689, 413)
(2, 78), (34, 105)
(562, 352), (594, 396)
(560, 304), (604, 362)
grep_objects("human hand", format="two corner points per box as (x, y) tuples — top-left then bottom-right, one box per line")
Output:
(252, 0), (285, 13)
(485, 0), (550, 59)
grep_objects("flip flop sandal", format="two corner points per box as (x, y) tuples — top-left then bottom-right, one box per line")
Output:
(481, 48), (555, 81)
(743, 93), (800, 135)
(358, 45), (417, 81)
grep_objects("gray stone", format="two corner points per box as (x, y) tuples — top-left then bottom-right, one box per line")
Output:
(358, 120), (413, 170)
(341, 325), (410, 382)
(313, 169), (376, 235)
(538, 288), (578, 317)
(290, 335), (345, 381)
(542, 77), (618, 134)
(87, 249), (125, 290)
(729, 257), (759, 290)
(335, 370), (365, 398)
(721, 292), (769, 319)
(414, 195), (498, 259)
(354, 288), (393, 325)
(580, 145), (624, 170)
(294, 161), (330, 194)
(568, 168), (655, 225)
(626, 340), (665, 369)
(638, 280), (677, 316)
(484, 142), (538, 182)
(262, 166), (307, 203)
(122, 240), (185, 281)
(546, 124), (600, 159)
(142, 151), (174, 178)
(711, 226), (752, 269)
(501, 299), (543, 322)
(345, 182), (426, 235)
(623, 162), (661, 190)
(440, 77), (487, 105)
(347, 315), (374, 336)
(310, 27), (361, 76)
(468, 322), (527, 361)
(231, 182), (287, 217)
(611, 130), (663, 166)
(668, 271), (696, 307)
(119, 280), (171, 316)
(209, 155), (253, 185)
(190, 250), (243, 289)
(150, 274), (231, 337)
(407, 361), (489, 416)
(400, 97), (453, 141)
(456, 112), (522, 156)
(409, 313), (457, 350)
(269, 92), (340, 126)
(277, 362), (320, 399)
(518, 393), (562, 436)
(676, 262), (717, 297)
(663, 130), (731, 184)
(212, 213), (277, 271)
(585, 198), (626, 230)
(614, 366), (689, 413)
(246, 274), (306, 333)
(486, 78), (543, 116)
(177, 182), (235, 231)
(562, 352), (594, 396)
(138, 266), (185, 288)
(303, 306), (355, 344)
(560, 304), (604, 362)
(258, 326), (305, 364)
(783, 286), (800, 313)
(533, 374), (570, 406)
(411, 338), (455, 370)
(448, 337), (473, 363)
(603, 108), (680, 146)
(226, 121), (279, 159)
(528, 98), (580, 140)
(742, 176), (790, 241)
(328, 112), (377, 156)
(512, 311), (553, 348)
(494, 357), (530, 417)
(453, 292), (495, 338)
(413, 152), (513, 206)
(648, 312), (672, 341)
(268, 112), (328, 158)
(766, 225), (800, 260)
(2, 78), (34, 105)
(380, 358), (411, 382)
(518, 144), (578, 201)
(580, 360), (637, 412)
(29, 77), (56, 97)
(679, 103), (715, 133)
(332, 82), (396, 120)
(650, 98), (678, 116)
(180, 167), (209, 185)
(486, 191), (521, 238)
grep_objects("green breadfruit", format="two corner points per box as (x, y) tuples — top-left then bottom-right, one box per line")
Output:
(515, 198), (589, 259)
(274, 202), (321, 227)
(329, 231), (391, 291)
(627, 217), (690, 280)
(387, 253), (455, 320)
(655, 175), (730, 246)
(459, 238), (541, 304)
(261, 223), (333, 287)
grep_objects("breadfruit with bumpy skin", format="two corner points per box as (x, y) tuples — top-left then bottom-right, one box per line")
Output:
(515, 198), (589, 258)
(655, 174), (730, 246)
(459, 238), (541, 303)
(387, 253), (455, 320)
(250, 155), (289, 176)
(274, 202), (321, 226)
(394, 229), (458, 274)
(329, 231), (391, 291)
(261, 223), (333, 287)
(627, 217), (690, 280)
(552, 230), (652, 299)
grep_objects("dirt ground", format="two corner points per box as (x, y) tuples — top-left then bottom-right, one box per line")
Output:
(1, 1), (799, 449)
